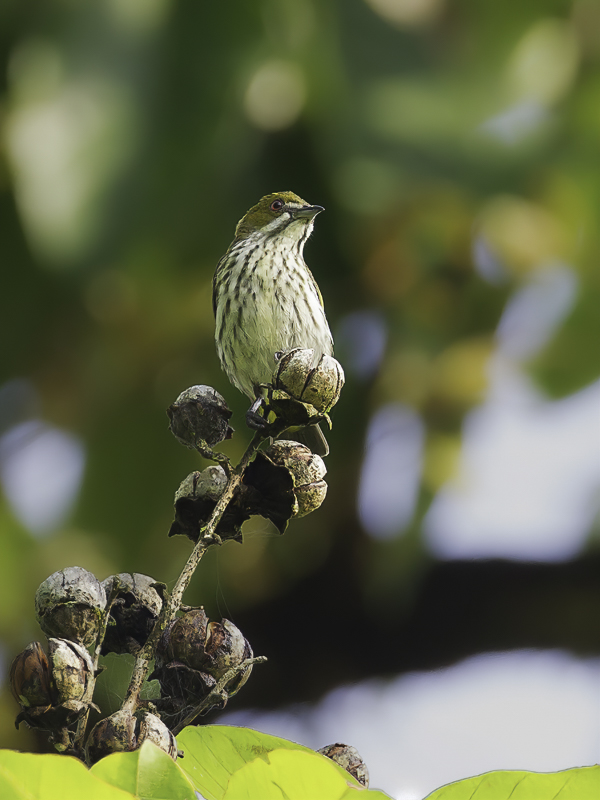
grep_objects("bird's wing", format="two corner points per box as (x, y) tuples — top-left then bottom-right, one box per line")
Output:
(212, 253), (229, 317)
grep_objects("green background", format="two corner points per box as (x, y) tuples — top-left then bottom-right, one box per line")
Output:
(1, 0), (599, 779)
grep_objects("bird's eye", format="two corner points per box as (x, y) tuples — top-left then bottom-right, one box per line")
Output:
(270, 199), (284, 211)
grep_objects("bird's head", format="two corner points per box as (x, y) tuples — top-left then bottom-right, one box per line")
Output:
(234, 192), (324, 242)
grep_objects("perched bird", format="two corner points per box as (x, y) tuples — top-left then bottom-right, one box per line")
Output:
(213, 191), (334, 455)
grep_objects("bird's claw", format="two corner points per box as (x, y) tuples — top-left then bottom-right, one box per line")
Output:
(246, 396), (271, 430)
(246, 409), (270, 430)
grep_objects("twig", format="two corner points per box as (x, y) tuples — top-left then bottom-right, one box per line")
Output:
(73, 584), (121, 754)
(171, 655), (267, 735)
(121, 431), (265, 716)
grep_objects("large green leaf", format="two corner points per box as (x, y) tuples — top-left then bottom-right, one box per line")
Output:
(424, 765), (600, 799)
(0, 749), (135, 800)
(222, 748), (391, 800)
(177, 725), (392, 799)
(91, 741), (196, 800)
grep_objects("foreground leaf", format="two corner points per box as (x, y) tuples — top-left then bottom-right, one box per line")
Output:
(424, 765), (600, 799)
(224, 748), (391, 799)
(0, 749), (134, 800)
(91, 741), (196, 800)
(177, 725), (392, 799)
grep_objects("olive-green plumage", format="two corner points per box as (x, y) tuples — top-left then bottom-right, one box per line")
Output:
(212, 191), (334, 455)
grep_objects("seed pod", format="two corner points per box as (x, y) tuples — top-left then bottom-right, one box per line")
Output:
(85, 709), (137, 764)
(101, 573), (166, 656)
(136, 712), (178, 760)
(265, 441), (327, 517)
(203, 619), (253, 696)
(160, 609), (252, 689)
(242, 441), (327, 532)
(168, 467), (249, 542)
(160, 607), (210, 667)
(155, 609), (253, 713)
(167, 385), (233, 450)
(11, 640), (95, 743)
(317, 743), (369, 788)
(86, 711), (178, 763)
(48, 638), (93, 703)
(10, 642), (54, 709)
(275, 349), (345, 413)
(35, 567), (106, 647)
(152, 661), (217, 709)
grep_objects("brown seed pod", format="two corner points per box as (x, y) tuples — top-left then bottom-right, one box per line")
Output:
(168, 467), (249, 543)
(10, 642), (54, 709)
(11, 639), (96, 746)
(86, 709), (178, 764)
(167, 385), (233, 450)
(85, 709), (137, 764)
(317, 742), (370, 788)
(101, 573), (166, 656)
(154, 608), (253, 715)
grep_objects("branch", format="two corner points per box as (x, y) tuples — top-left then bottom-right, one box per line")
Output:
(171, 655), (267, 735)
(121, 431), (265, 715)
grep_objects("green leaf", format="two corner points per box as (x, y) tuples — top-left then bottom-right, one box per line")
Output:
(223, 749), (391, 799)
(424, 765), (600, 799)
(91, 741), (196, 800)
(0, 749), (135, 800)
(177, 725), (392, 799)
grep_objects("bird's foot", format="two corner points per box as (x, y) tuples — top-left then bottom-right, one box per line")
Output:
(246, 410), (270, 430)
(246, 397), (270, 431)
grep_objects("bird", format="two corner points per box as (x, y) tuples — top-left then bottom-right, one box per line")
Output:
(212, 191), (334, 456)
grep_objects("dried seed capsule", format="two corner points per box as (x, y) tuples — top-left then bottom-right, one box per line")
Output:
(275, 349), (345, 413)
(152, 661), (217, 711)
(11, 639), (96, 745)
(85, 709), (137, 764)
(48, 638), (93, 703)
(156, 609), (253, 704)
(101, 573), (166, 656)
(35, 567), (106, 647)
(317, 743), (369, 788)
(243, 441), (327, 531)
(167, 385), (233, 450)
(264, 441), (327, 516)
(160, 607), (210, 667)
(136, 711), (178, 760)
(204, 619), (253, 696)
(168, 467), (249, 542)
(10, 642), (53, 709)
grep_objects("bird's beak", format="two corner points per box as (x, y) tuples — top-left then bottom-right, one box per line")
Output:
(292, 204), (325, 220)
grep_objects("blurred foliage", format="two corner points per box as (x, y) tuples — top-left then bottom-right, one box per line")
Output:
(1, 0), (599, 752)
